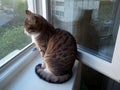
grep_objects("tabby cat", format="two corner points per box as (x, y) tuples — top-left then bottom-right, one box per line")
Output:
(24, 10), (77, 83)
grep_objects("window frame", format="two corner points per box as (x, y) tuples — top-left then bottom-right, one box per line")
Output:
(1, 0), (119, 84)
(41, 0), (120, 83)
(77, 1), (120, 83)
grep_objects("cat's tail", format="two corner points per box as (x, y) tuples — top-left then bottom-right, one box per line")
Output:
(35, 64), (72, 84)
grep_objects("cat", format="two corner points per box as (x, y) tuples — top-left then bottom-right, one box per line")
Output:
(24, 10), (77, 83)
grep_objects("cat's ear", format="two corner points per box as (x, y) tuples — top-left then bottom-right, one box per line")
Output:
(25, 10), (38, 24)
(25, 10), (33, 16)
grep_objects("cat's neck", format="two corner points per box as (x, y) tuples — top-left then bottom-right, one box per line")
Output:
(32, 22), (56, 42)
(41, 23), (56, 38)
(31, 33), (40, 38)
(31, 33), (40, 42)
(31, 33), (40, 43)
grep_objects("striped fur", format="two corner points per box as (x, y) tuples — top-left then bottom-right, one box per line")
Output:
(24, 10), (77, 83)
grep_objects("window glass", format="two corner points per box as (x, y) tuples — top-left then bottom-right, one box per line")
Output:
(0, 0), (31, 60)
(50, 0), (119, 61)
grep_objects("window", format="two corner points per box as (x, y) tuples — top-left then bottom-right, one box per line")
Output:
(46, 0), (120, 83)
(50, 0), (119, 62)
(56, 1), (64, 6)
(0, 0), (31, 60)
(55, 10), (64, 17)
(1, 0), (119, 84)
(51, 0), (64, 18)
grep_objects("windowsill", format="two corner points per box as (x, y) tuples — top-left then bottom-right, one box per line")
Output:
(0, 50), (20, 67)
(0, 43), (34, 68)
(0, 46), (81, 90)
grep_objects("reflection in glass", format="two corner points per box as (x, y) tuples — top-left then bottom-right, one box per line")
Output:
(49, 0), (119, 61)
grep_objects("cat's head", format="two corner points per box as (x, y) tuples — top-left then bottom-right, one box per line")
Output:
(24, 10), (45, 36)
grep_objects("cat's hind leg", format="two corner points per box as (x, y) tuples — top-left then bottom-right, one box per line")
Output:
(35, 65), (72, 84)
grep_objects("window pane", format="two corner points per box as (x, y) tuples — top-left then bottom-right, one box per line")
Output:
(49, 0), (119, 61)
(0, 0), (31, 60)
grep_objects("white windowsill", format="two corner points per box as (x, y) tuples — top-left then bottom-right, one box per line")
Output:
(0, 46), (81, 90)
(0, 50), (20, 68)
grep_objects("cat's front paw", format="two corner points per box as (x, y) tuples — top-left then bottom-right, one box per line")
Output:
(41, 63), (46, 69)
(35, 64), (43, 76)
(39, 49), (44, 57)
(35, 64), (44, 73)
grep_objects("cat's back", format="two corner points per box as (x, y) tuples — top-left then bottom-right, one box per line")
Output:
(44, 28), (77, 76)
(45, 28), (77, 58)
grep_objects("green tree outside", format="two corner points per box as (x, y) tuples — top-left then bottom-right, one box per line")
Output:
(0, 0), (31, 60)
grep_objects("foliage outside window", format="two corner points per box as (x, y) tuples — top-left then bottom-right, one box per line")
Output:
(0, 0), (31, 60)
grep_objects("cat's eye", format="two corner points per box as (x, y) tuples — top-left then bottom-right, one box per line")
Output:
(29, 27), (34, 30)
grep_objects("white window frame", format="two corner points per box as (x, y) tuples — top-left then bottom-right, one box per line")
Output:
(77, 2), (120, 83)
(38, 0), (120, 83)
(0, 0), (119, 84)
